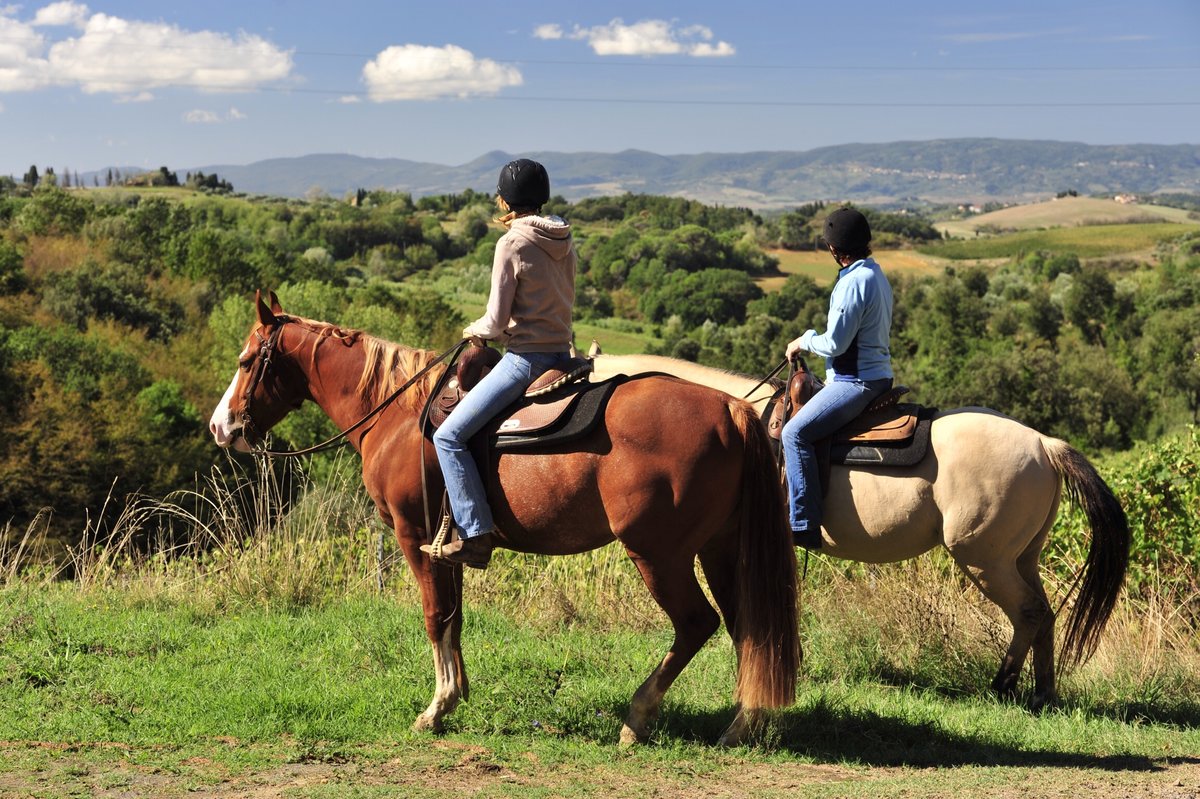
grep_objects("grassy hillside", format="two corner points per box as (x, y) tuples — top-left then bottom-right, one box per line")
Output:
(920, 221), (1195, 261)
(936, 197), (1195, 238)
(757, 248), (946, 290)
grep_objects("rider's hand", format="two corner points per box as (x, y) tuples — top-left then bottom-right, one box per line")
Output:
(785, 337), (804, 362)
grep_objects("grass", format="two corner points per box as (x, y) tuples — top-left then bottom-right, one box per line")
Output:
(919, 222), (1197, 260)
(1, 463), (1198, 797)
(757, 248), (947, 291)
(1, 570), (1197, 797)
(934, 197), (1195, 238)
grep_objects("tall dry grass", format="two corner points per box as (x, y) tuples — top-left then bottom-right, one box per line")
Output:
(2, 456), (1197, 707)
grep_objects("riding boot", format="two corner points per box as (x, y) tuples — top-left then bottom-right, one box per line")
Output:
(421, 529), (496, 569)
(793, 528), (822, 550)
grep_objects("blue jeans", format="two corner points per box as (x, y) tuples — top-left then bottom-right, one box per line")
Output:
(433, 350), (571, 539)
(782, 377), (892, 533)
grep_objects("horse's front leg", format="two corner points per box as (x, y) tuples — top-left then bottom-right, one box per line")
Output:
(397, 531), (468, 733)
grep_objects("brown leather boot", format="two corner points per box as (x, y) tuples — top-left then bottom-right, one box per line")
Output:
(421, 529), (495, 569)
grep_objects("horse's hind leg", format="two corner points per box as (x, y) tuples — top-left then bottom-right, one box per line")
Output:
(1017, 506), (1059, 709)
(620, 553), (721, 745)
(697, 540), (757, 746)
(950, 540), (1053, 706)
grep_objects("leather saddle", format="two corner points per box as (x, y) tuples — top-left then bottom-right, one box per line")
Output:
(766, 359), (935, 495)
(425, 344), (619, 451)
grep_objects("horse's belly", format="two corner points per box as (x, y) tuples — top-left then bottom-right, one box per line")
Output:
(819, 468), (942, 563)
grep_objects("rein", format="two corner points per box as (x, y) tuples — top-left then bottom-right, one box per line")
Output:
(244, 326), (469, 458)
(742, 358), (789, 401)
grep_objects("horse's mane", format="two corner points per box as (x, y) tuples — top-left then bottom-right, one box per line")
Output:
(285, 316), (442, 412)
(357, 335), (442, 412)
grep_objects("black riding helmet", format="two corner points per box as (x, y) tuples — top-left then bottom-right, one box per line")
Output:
(821, 207), (872, 254)
(497, 158), (550, 213)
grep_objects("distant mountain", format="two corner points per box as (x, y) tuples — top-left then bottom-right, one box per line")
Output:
(126, 139), (1200, 209)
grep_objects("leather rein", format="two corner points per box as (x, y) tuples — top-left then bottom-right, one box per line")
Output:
(238, 319), (469, 458)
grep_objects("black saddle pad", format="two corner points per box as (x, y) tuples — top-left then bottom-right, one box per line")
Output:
(482, 376), (625, 452)
(831, 406), (936, 467)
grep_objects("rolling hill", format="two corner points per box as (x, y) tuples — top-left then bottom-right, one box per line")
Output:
(169, 139), (1200, 208)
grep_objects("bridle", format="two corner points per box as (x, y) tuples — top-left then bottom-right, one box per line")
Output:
(235, 317), (469, 458)
(237, 321), (287, 448)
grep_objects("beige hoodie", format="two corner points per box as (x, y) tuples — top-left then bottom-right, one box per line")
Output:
(464, 215), (576, 352)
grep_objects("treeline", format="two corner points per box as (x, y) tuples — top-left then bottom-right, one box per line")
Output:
(0, 181), (1197, 547)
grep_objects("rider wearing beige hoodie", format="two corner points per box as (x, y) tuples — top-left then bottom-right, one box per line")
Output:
(422, 159), (577, 569)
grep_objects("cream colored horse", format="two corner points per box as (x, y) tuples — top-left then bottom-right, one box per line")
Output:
(592, 353), (1130, 708)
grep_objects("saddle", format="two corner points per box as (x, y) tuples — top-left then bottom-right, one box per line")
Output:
(425, 344), (618, 451)
(767, 359), (935, 496)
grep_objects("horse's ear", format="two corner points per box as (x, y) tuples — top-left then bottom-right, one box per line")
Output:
(255, 290), (278, 326)
(268, 290), (283, 314)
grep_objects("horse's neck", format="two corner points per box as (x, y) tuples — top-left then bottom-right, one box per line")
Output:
(287, 329), (378, 434)
(593, 354), (772, 411)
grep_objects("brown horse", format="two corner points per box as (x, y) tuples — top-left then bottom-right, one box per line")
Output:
(592, 353), (1131, 709)
(208, 292), (799, 745)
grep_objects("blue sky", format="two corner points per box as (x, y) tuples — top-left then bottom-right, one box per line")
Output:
(1, 0), (1197, 179)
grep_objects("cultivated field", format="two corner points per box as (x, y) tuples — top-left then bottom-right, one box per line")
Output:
(756, 248), (946, 291)
(935, 196), (1195, 238)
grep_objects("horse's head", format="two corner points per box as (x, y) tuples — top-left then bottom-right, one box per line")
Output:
(209, 290), (308, 452)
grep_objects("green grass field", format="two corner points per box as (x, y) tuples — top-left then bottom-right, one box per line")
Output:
(918, 222), (1196, 261)
(935, 197), (1195, 239)
(1, 569), (1197, 798)
(756, 248), (946, 291)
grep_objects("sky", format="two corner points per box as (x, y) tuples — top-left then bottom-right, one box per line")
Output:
(0, 0), (1198, 179)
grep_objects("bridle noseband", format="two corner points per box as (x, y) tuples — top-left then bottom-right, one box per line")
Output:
(237, 321), (286, 447)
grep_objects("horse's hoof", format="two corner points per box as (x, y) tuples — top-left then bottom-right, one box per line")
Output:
(619, 724), (646, 746)
(1030, 692), (1058, 713)
(717, 720), (749, 747)
(411, 714), (444, 734)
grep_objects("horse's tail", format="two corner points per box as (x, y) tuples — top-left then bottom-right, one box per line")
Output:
(728, 397), (800, 709)
(1041, 436), (1131, 670)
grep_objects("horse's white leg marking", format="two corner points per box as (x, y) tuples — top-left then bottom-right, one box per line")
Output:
(412, 625), (462, 733)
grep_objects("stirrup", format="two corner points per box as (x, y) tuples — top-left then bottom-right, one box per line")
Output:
(426, 514), (453, 560)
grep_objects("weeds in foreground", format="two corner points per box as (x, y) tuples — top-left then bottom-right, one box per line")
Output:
(2, 440), (1198, 713)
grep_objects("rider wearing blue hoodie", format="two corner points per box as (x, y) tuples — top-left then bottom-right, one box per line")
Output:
(783, 207), (894, 549)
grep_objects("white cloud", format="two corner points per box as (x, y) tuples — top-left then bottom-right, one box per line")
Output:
(532, 23), (563, 40)
(48, 13), (293, 93)
(361, 44), (522, 101)
(0, 6), (293, 94)
(0, 13), (52, 91)
(184, 106), (246, 123)
(184, 109), (220, 124)
(558, 18), (735, 57)
(33, 1), (89, 28)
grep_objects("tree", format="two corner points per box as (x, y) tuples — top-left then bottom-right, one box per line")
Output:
(1062, 269), (1115, 345)
(22, 165), (38, 189)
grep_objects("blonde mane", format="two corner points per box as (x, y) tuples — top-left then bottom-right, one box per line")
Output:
(284, 316), (444, 412)
(357, 335), (444, 412)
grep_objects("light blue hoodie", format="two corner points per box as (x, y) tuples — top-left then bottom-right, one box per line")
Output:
(798, 257), (893, 381)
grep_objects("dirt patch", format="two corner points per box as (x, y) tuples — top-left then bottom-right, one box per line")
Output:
(0, 742), (1196, 799)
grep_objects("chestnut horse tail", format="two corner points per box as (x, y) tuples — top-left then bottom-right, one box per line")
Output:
(1041, 436), (1131, 670)
(728, 397), (800, 709)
